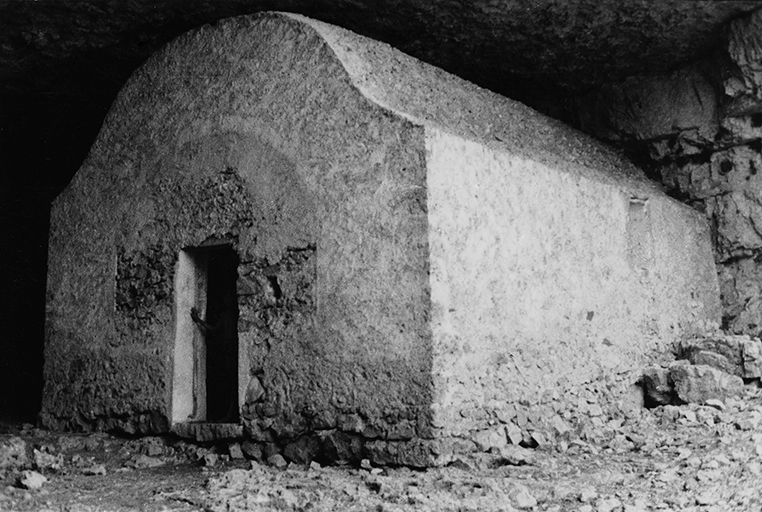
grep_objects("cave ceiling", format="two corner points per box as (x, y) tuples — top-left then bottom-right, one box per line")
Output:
(2, 0), (761, 108)
(3, 0), (761, 258)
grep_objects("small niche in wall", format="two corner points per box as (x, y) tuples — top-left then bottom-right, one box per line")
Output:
(626, 196), (654, 273)
(172, 244), (239, 424)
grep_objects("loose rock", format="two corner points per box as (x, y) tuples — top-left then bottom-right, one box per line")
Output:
(510, 484), (537, 509)
(0, 437), (28, 471)
(83, 464), (107, 476)
(499, 445), (535, 466)
(241, 440), (262, 460)
(597, 497), (622, 512)
(228, 442), (244, 460)
(33, 447), (64, 472)
(473, 427), (508, 452)
(267, 454), (288, 469)
(18, 470), (47, 490)
(505, 423), (523, 445)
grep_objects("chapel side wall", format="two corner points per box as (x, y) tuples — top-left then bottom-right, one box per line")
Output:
(41, 14), (433, 441)
(425, 128), (718, 443)
(648, 197), (722, 337)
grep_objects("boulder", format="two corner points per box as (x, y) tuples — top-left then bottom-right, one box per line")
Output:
(283, 435), (321, 465)
(266, 453), (288, 469)
(18, 470), (47, 490)
(0, 437), (28, 471)
(241, 440), (263, 460)
(677, 334), (762, 379)
(669, 362), (744, 404)
(473, 427), (508, 452)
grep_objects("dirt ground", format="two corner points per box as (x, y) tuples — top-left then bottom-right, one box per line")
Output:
(2, 385), (762, 512)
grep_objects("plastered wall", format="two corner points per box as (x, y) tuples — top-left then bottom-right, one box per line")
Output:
(43, 12), (721, 466)
(425, 128), (720, 440)
(42, 14), (433, 443)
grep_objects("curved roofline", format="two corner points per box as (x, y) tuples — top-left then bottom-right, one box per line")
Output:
(98, 11), (661, 196)
(269, 11), (661, 194)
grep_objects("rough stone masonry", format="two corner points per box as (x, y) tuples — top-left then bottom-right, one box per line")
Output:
(42, 12), (720, 466)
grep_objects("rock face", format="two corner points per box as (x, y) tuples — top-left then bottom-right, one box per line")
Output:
(677, 334), (762, 379)
(3, 2), (757, 104)
(570, 9), (762, 337)
(43, 12), (720, 466)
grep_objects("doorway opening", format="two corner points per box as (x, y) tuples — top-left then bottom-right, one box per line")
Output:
(172, 244), (239, 424)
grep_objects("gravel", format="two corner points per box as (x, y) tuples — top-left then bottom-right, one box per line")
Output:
(2, 384), (762, 510)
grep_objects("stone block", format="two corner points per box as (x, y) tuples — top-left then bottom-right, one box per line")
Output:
(677, 334), (762, 378)
(505, 422), (524, 445)
(472, 427), (508, 452)
(742, 338), (762, 378)
(18, 470), (47, 490)
(283, 435), (321, 465)
(241, 440), (263, 461)
(364, 439), (438, 468)
(319, 431), (362, 465)
(228, 442), (245, 460)
(266, 453), (288, 469)
(669, 362), (744, 404)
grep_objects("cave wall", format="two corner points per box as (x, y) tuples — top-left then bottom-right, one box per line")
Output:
(570, 8), (762, 338)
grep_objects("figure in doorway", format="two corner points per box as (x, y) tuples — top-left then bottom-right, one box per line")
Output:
(190, 292), (238, 423)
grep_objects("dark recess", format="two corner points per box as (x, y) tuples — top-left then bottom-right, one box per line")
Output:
(0, 54), (133, 423)
(204, 247), (240, 423)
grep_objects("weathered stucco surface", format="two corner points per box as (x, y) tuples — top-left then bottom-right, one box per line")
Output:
(43, 13), (432, 449)
(44, 12), (720, 466)
(570, 8), (762, 338)
(424, 128), (719, 447)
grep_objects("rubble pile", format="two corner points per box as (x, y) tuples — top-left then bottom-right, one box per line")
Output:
(2, 352), (762, 511)
(642, 333), (762, 406)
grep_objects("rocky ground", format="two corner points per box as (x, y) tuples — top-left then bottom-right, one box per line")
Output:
(1, 380), (761, 512)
